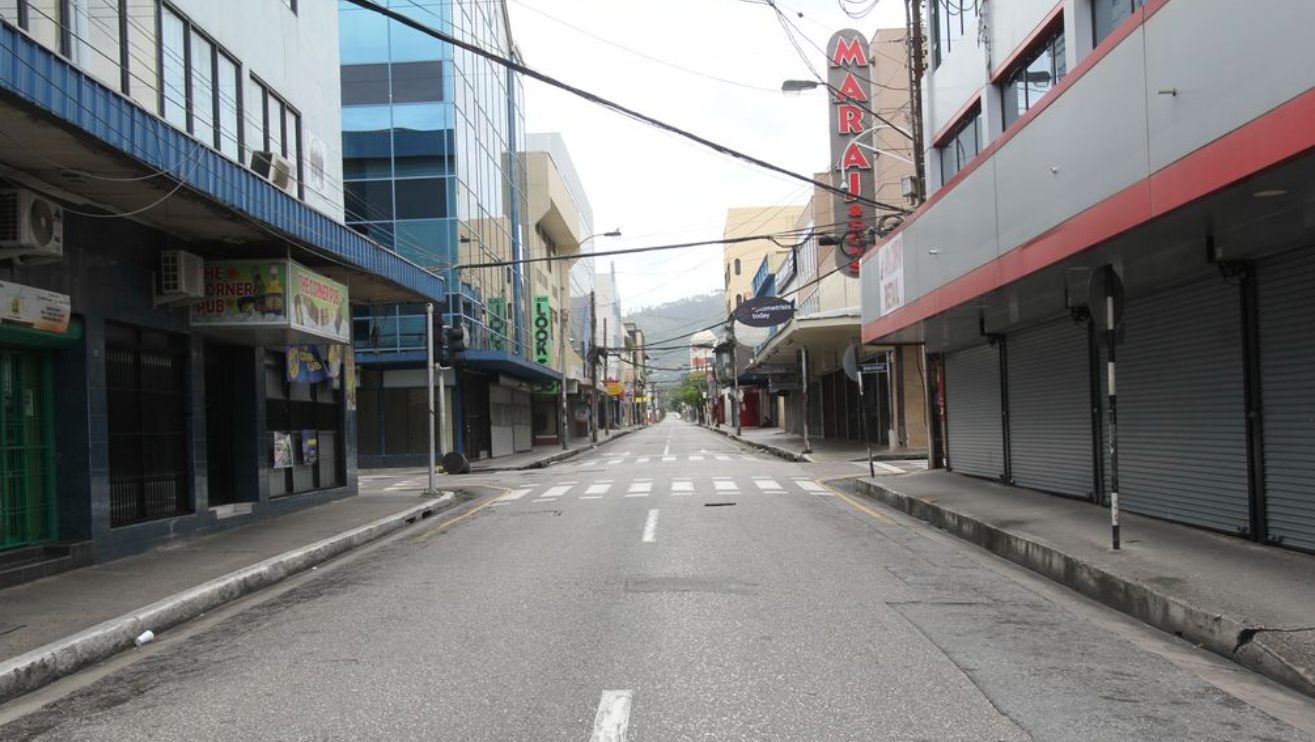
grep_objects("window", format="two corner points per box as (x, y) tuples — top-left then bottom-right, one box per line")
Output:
(105, 324), (191, 527)
(1001, 24), (1066, 128)
(250, 77), (304, 199)
(930, 0), (979, 68)
(1093, 0), (1145, 47)
(938, 107), (980, 184)
(734, 258), (741, 276)
(158, 6), (243, 161)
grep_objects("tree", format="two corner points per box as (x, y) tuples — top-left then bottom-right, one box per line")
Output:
(672, 373), (707, 412)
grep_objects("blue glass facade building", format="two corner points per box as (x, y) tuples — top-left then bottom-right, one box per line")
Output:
(341, 0), (551, 464)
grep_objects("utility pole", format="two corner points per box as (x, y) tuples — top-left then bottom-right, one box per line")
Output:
(906, 0), (928, 203)
(589, 290), (598, 443)
(603, 317), (612, 436)
(558, 307), (569, 450)
(801, 347), (812, 454)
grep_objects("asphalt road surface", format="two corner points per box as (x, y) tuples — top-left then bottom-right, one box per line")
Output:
(3, 419), (1314, 741)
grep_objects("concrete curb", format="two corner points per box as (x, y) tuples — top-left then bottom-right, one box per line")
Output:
(852, 478), (1315, 700)
(0, 494), (457, 705)
(705, 426), (811, 463)
(472, 428), (638, 473)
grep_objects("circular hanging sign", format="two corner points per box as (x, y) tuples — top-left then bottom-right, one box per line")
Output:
(733, 296), (795, 328)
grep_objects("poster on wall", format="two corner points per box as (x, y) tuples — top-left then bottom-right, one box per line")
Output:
(272, 432), (294, 469)
(285, 345), (334, 384)
(301, 430), (319, 465)
(0, 280), (71, 334)
(532, 295), (552, 366)
(345, 347), (357, 411)
(488, 296), (507, 351)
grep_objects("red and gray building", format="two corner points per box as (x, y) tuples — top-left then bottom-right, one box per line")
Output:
(862, 0), (1315, 552)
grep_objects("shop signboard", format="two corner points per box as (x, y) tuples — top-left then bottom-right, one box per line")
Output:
(733, 296), (795, 328)
(0, 280), (70, 334)
(606, 381), (625, 397)
(286, 345), (335, 384)
(192, 260), (349, 344)
(876, 232), (904, 317)
(488, 296), (507, 351)
(272, 431), (294, 469)
(533, 295), (552, 366)
(828, 28), (876, 276)
(301, 430), (319, 465)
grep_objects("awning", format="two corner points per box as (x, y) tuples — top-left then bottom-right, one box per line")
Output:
(464, 349), (562, 384)
(747, 313), (864, 371)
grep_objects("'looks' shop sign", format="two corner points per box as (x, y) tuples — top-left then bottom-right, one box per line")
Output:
(533, 295), (552, 366)
(827, 29), (875, 277)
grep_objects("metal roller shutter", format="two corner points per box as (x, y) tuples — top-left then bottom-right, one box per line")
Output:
(1007, 319), (1094, 498)
(1119, 276), (1248, 533)
(1257, 249), (1315, 551)
(945, 343), (1003, 479)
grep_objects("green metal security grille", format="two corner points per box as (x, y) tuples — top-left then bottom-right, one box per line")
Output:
(0, 351), (56, 550)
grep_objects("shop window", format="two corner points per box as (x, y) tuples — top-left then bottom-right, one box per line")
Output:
(106, 323), (191, 527)
(265, 350), (343, 497)
(1001, 22), (1067, 129)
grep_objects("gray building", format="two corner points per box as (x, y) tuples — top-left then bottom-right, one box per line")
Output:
(862, 0), (1315, 552)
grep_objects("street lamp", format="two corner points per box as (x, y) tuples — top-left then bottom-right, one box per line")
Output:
(569, 228), (621, 446)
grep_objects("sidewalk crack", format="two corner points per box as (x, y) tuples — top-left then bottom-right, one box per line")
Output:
(1233, 626), (1315, 654)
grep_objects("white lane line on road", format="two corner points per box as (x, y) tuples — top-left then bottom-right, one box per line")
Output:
(606, 459), (624, 466)
(690, 455), (704, 462)
(636, 457), (650, 464)
(875, 462), (903, 473)
(662, 456), (676, 462)
(586, 483), (611, 495)
(590, 689), (633, 742)
(662, 444), (670, 456)
(580, 496), (603, 500)
(642, 510), (659, 543)
(543, 485), (573, 498)
(625, 493), (649, 498)
(715, 455), (730, 461)
(503, 488), (533, 501)
(531, 498), (557, 503)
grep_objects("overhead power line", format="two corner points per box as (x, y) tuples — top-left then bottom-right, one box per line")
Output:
(342, 0), (910, 215)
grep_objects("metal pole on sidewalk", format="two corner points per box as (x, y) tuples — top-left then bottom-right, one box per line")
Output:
(858, 366), (875, 478)
(559, 309), (569, 450)
(603, 317), (611, 437)
(1107, 294), (1120, 550)
(425, 302), (436, 494)
(801, 347), (812, 454)
(731, 323), (741, 437)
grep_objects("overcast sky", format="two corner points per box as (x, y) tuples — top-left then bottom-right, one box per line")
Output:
(505, 0), (906, 313)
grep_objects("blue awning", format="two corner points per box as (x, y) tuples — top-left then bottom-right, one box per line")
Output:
(463, 350), (561, 383)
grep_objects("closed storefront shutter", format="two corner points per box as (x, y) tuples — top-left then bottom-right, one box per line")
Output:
(1257, 249), (1315, 552)
(945, 343), (1003, 479)
(1008, 319), (1094, 498)
(1119, 277), (1248, 533)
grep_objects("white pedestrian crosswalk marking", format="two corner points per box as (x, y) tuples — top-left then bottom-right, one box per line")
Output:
(715, 455), (730, 461)
(503, 488), (532, 501)
(795, 480), (828, 493)
(492, 476), (852, 505)
(636, 457), (650, 464)
(689, 455), (704, 462)
(714, 479), (738, 492)
(754, 478), (783, 491)
(542, 485), (572, 498)
(586, 483), (610, 495)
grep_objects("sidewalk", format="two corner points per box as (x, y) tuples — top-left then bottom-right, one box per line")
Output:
(468, 426), (637, 472)
(709, 424), (927, 464)
(852, 470), (1315, 699)
(0, 479), (479, 704)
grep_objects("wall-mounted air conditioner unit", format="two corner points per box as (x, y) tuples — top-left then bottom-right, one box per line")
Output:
(0, 188), (64, 262)
(154, 249), (206, 307)
(250, 151), (294, 193)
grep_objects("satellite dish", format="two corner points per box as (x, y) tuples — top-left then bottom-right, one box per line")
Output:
(733, 320), (770, 347)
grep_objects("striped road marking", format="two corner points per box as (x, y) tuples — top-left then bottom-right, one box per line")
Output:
(542, 485), (572, 498)
(642, 509), (659, 543)
(589, 690), (633, 742)
(714, 479), (738, 492)
(585, 483), (611, 495)
(754, 478), (783, 491)
(503, 488), (532, 501)
(690, 455), (704, 462)
(795, 480), (829, 494)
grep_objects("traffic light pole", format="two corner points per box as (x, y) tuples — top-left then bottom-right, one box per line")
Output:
(589, 290), (598, 443)
(425, 302), (437, 494)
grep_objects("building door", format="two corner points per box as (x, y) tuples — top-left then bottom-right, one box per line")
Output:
(1007, 318), (1094, 498)
(463, 373), (491, 459)
(205, 343), (240, 506)
(944, 343), (1003, 479)
(0, 350), (55, 550)
(1257, 249), (1315, 551)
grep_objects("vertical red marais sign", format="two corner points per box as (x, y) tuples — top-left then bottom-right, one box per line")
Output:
(827, 29), (874, 276)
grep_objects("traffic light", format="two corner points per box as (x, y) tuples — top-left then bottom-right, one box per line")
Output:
(444, 324), (468, 366)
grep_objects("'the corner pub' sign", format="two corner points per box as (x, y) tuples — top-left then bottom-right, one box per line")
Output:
(827, 29), (875, 277)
